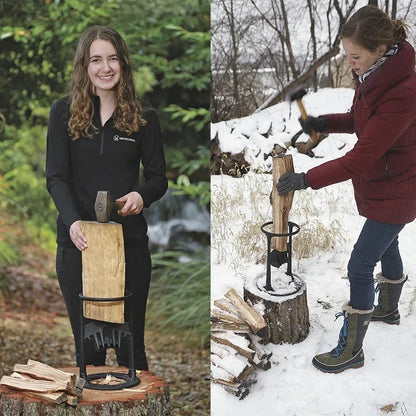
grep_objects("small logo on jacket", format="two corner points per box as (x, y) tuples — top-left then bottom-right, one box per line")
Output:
(113, 135), (135, 143)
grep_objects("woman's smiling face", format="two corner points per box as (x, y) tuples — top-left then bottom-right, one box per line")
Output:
(87, 39), (121, 94)
(342, 37), (386, 76)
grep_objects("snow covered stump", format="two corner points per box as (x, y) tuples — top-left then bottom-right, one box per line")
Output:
(244, 270), (309, 344)
(244, 222), (309, 344)
(244, 154), (310, 344)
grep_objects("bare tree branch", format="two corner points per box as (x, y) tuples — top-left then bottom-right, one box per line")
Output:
(391, 0), (397, 19)
(255, 45), (341, 112)
(306, 0), (318, 90)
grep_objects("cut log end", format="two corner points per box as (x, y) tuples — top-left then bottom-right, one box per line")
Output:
(211, 290), (274, 399)
(0, 365), (169, 415)
(244, 279), (310, 344)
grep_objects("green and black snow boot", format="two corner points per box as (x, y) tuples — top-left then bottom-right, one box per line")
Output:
(372, 273), (407, 325)
(312, 303), (373, 373)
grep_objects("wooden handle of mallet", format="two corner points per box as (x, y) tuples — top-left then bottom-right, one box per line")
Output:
(297, 99), (319, 144)
(114, 201), (126, 210)
(271, 154), (294, 252)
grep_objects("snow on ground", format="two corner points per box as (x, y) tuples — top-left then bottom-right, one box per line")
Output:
(211, 88), (416, 416)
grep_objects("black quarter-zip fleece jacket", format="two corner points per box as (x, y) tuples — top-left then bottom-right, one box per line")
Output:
(46, 96), (168, 248)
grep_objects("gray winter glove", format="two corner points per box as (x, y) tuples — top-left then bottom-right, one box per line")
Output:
(299, 116), (326, 135)
(277, 172), (309, 195)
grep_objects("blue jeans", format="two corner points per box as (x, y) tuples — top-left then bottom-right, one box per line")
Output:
(347, 219), (405, 310)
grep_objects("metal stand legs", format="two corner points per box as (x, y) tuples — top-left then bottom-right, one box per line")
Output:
(78, 291), (140, 390)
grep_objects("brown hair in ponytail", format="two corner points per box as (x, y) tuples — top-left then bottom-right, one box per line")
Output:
(341, 5), (408, 51)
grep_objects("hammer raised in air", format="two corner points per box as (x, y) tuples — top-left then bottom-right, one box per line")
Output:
(288, 87), (319, 144)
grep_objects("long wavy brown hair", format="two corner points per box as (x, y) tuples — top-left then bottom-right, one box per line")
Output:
(69, 26), (146, 140)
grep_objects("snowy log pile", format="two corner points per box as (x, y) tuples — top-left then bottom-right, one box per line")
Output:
(0, 359), (84, 406)
(211, 289), (272, 399)
(211, 111), (329, 177)
(210, 133), (252, 177)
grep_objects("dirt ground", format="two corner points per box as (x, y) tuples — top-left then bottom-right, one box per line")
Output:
(0, 244), (210, 415)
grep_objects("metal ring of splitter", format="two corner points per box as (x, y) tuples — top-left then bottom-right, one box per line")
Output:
(260, 221), (300, 239)
(254, 273), (303, 297)
(79, 290), (133, 302)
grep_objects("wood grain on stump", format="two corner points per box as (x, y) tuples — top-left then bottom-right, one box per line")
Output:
(0, 366), (170, 416)
(244, 279), (310, 345)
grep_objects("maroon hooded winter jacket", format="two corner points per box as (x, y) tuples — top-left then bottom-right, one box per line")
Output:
(306, 41), (416, 224)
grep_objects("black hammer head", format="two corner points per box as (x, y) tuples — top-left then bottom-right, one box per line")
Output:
(288, 87), (307, 102)
(94, 190), (112, 223)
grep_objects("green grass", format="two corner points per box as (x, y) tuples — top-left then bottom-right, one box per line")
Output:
(147, 249), (209, 347)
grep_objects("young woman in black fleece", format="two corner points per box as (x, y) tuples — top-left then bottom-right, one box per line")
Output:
(46, 26), (167, 370)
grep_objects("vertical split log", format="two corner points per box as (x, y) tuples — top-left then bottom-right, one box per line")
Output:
(271, 154), (294, 251)
(79, 221), (125, 323)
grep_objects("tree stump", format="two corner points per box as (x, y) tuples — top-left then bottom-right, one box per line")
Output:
(244, 271), (310, 344)
(0, 366), (170, 415)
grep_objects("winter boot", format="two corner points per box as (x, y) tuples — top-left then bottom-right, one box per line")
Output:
(312, 303), (373, 373)
(372, 273), (407, 325)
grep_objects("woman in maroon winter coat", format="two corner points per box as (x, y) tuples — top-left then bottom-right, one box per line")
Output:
(278, 5), (416, 373)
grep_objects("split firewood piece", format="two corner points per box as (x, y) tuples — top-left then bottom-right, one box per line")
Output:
(80, 221), (125, 323)
(248, 337), (273, 371)
(13, 359), (83, 396)
(211, 340), (232, 359)
(211, 307), (251, 333)
(211, 343), (255, 381)
(213, 378), (250, 400)
(211, 331), (256, 360)
(211, 309), (247, 325)
(271, 154), (294, 252)
(30, 359), (85, 396)
(72, 377), (86, 396)
(7, 372), (68, 404)
(14, 360), (76, 384)
(211, 354), (254, 381)
(66, 394), (82, 406)
(224, 289), (268, 339)
(211, 317), (251, 333)
(213, 298), (241, 318)
(211, 355), (254, 386)
(211, 354), (253, 401)
(0, 375), (70, 394)
(211, 363), (237, 385)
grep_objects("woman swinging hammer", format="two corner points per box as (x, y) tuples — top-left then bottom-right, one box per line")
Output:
(277, 5), (416, 373)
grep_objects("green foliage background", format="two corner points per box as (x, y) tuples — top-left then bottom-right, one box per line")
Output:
(0, 0), (210, 345)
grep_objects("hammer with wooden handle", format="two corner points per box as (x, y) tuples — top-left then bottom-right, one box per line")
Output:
(288, 87), (319, 144)
(94, 191), (126, 223)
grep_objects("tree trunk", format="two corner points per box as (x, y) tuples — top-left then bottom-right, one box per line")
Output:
(306, 0), (318, 90)
(0, 366), (169, 415)
(244, 278), (309, 344)
(391, 0), (397, 19)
